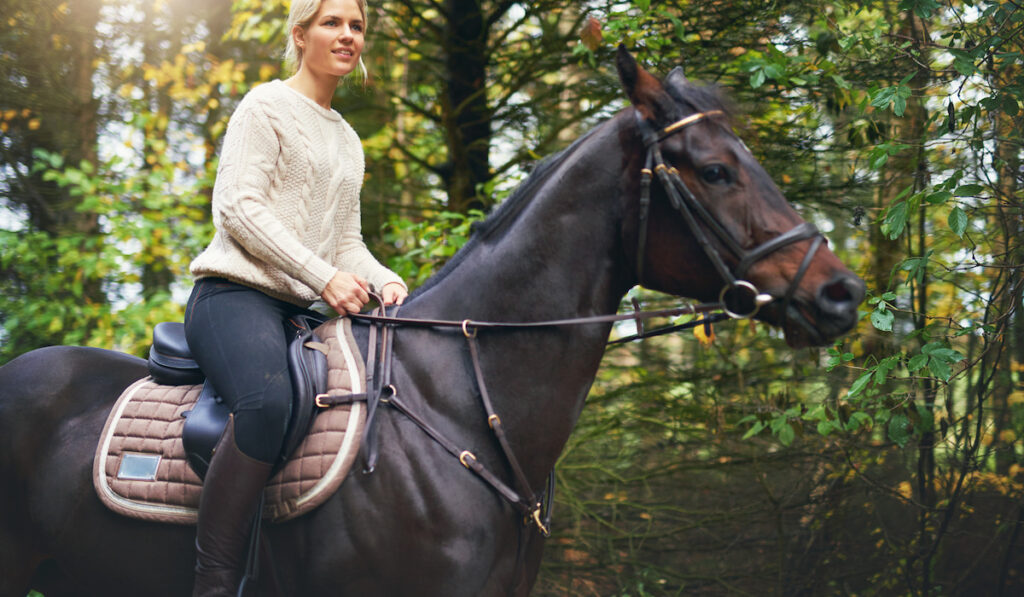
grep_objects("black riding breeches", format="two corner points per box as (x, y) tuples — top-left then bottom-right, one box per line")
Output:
(184, 277), (314, 463)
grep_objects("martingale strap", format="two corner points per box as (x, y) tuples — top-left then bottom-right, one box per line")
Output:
(349, 300), (554, 534)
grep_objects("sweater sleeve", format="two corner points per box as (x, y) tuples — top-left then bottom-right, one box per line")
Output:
(334, 196), (407, 292)
(212, 98), (337, 294)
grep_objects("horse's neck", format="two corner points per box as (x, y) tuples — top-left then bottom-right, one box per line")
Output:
(415, 118), (630, 321)
(407, 115), (634, 482)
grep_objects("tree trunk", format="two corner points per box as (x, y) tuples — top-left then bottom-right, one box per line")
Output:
(440, 0), (494, 212)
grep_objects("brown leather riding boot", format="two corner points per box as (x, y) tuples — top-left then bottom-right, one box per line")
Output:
(192, 416), (273, 597)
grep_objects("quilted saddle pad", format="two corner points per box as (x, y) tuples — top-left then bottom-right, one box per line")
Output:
(93, 317), (366, 525)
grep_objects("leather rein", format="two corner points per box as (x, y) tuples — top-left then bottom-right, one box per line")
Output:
(329, 109), (827, 540)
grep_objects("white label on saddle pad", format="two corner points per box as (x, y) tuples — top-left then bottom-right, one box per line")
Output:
(117, 452), (162, 481)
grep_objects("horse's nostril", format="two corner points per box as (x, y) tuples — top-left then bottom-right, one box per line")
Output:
(824, 280), (852, 302)
(819, 274), (866, 310)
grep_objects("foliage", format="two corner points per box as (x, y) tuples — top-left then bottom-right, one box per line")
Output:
(537, 0), (1024, 594)
(382, 210), (485, 288)
(0, 144), (212, 360)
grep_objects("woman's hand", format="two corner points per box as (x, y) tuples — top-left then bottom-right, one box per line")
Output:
(380, 282), (408, 306)
(321, 271), (370, 314)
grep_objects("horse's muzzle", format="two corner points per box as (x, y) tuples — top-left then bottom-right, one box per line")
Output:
(774, 272), (865, 348)
(816, 273), (865, 329)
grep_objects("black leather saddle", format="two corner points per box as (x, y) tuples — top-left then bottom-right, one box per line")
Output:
(147, 314), (329, 478)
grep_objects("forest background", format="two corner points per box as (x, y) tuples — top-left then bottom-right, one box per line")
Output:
(2, 0), (1022, 594)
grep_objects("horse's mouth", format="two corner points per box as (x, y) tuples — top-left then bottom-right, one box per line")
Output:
(781, 307), (827, 348)
(760, 299), (858, 349)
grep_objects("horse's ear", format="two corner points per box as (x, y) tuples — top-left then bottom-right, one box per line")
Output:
(664, 66), (687, 90)
(616, 45), (670, 123)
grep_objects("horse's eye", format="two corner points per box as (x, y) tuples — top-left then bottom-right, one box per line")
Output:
(700, 164), (732, 185)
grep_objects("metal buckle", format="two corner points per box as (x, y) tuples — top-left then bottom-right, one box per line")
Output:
(459, 451), (477, 469)
(315, 393), (330, 408)
(381, 384), (397, 404)
(529, 504), (551, 537)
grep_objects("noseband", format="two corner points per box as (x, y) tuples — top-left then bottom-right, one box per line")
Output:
(634, 109), (825, 319)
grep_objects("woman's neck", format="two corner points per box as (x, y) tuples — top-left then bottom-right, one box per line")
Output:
(284, 68), (340, 110)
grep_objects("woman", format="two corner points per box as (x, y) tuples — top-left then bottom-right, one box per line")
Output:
(184, 0), (407, 593)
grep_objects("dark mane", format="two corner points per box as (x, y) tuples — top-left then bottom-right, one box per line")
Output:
(409, 125), (602, 299)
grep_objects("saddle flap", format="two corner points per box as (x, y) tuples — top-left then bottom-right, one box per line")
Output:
(181, 382), (230, 478)
(281, 314), (330, 464)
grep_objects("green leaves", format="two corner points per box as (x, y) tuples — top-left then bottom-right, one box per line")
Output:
(947, 207), (967, 237)
(887, 413), (912, 447)
(383, 210), (485, 288)
(880, 194), (910, 239)
(2, 147), (214, 360)
(870, 74), (915, 116)
(899, 0), (941, 18)
(878, 180), (980, 241)
(739, 407), (802, 446)
(909, 342), (965, 382)
(868, 292), (897, 332)
(743, 47), (819, 89)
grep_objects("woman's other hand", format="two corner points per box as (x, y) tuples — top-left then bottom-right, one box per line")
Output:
(321, 271), (370, 314)
(380, 282), (408, 306)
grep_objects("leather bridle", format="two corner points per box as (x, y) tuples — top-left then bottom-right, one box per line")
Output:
(633, 109), (825, 320)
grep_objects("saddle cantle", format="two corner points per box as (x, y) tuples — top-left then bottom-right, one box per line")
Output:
(148, 321), (204, 385)
(93, 317), (367, 524)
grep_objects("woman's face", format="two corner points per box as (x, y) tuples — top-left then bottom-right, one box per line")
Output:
(295, 0), (365, 79)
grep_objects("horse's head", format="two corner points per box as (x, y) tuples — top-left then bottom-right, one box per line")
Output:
(616, 47), (864, 347)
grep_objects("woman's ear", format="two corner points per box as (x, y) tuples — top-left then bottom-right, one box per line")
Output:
(292, 25), (306, 50)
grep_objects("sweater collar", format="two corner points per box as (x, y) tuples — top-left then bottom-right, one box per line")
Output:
(273, 80), (342, 122)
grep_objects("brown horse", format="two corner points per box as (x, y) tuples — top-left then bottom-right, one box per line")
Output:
(0, 48), (863, 596)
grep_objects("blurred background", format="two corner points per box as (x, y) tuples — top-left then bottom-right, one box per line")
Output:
(2, 0), (1022, 594)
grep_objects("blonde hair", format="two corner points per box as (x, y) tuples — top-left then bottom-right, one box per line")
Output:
(284, 0), (369, 82)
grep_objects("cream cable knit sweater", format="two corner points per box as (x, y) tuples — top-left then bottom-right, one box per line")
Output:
(190, 80), (405, 307)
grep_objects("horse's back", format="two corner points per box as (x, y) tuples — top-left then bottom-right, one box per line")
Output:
(0, 345), (145, 445)
(0, 346), (150, 597)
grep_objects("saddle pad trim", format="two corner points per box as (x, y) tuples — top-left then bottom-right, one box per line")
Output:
(93, 378), (199, 523)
